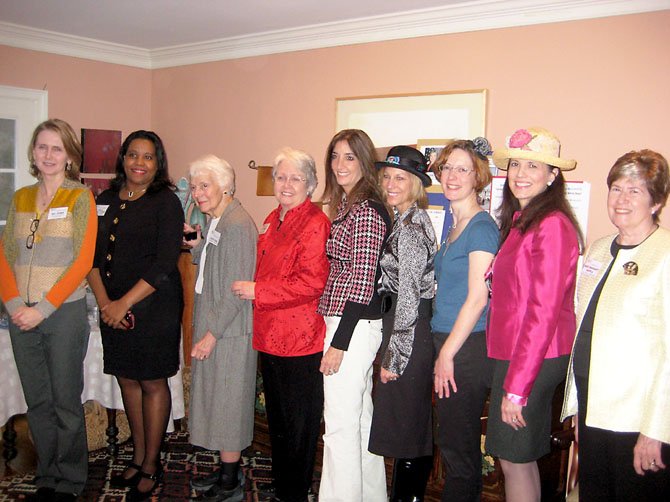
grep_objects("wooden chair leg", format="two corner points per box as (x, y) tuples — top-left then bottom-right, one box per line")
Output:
(105, 408), (119, 456)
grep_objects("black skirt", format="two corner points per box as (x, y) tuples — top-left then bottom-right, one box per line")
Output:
(485, 355), (569, 463)
(101, 272), (182, 380)
(368, 297), (434, 458)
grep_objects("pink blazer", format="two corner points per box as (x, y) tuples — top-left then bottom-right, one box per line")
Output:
(487, 211), (579, 398)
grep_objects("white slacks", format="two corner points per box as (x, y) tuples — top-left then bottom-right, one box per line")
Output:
(319, 316), (387, 502)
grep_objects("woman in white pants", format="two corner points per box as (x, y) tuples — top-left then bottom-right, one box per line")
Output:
(317, 129), (391, 502)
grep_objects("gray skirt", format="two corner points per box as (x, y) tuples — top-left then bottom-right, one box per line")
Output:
(485, 355), (569, 463)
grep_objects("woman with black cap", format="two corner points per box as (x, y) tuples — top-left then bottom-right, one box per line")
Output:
(368, 145), (437, 501)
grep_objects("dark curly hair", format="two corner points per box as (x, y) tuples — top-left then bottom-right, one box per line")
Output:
(110, 130), (175, 193)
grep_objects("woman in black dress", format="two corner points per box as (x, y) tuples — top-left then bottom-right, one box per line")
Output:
(87, 130), (183, 501)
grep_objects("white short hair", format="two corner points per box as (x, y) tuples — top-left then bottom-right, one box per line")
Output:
(273, 147), (318, 196)
(188, 154), (235, 194)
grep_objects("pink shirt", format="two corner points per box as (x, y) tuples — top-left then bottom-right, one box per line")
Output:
(487, 211), (579, 398)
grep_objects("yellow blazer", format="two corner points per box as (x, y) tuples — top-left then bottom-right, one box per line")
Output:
(561, 227), (670, 444)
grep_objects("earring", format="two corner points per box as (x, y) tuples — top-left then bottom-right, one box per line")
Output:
(547, 180), (553, 186)
(66, 161), (72, 171)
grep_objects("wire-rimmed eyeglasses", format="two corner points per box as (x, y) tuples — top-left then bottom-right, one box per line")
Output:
(26, 218), (40, 249)
(437, 164), (474, 176)
(273, 175), (306, 186)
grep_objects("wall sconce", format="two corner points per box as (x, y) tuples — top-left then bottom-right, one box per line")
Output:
(248, 160), (273, 196)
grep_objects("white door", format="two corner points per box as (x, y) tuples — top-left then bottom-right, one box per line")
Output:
(0, 85), (48, 228)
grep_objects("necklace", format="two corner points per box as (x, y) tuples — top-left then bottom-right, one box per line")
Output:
(37, 183), (58, 214)
(126, 187), (147, 199)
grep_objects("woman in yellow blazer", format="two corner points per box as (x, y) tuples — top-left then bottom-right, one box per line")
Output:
(562, 149), (670, 501)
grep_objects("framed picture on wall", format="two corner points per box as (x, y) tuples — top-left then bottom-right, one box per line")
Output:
(416, 138), (453, 185)
(80, 173), (114, 197)
(81, 128), (121, 174)
(336, 89), (487, 148)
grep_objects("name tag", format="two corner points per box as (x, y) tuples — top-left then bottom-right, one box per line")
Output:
(208, 229), (221, 246)
(260, 223), (270, 234)
(582, 258), (603, 277)
(97, 204), (110, 216)
(47, 207), (68, 219)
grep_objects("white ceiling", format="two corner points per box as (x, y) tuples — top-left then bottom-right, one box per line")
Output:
(0, 0), (667, 68)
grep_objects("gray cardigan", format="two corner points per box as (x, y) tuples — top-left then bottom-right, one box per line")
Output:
(190, 198), (258, 341)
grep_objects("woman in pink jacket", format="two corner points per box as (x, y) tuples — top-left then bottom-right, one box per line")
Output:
(485, 127), (582, 502)
(232, 147), (330, 502)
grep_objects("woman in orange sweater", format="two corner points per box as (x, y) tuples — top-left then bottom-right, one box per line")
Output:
(0, 119), (97, 501)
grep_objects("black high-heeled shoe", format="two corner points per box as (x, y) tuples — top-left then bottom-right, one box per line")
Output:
(109, 460), (142, 488)
(125, 464), (163, 501)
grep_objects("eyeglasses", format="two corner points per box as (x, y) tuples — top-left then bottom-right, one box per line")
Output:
(273, 175), (306, 185)
(438, 164), (474, 176)
(26, 218), (40, 249)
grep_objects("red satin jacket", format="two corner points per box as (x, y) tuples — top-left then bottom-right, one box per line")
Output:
(252, 199), (331, 356)
(487, 211), (580, 398)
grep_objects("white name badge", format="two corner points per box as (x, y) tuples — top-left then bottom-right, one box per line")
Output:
(47, 207), (68, 220)
(97, 204), (110, 216)
(208, 229), (221, 246)
(582, 258), (603, 278)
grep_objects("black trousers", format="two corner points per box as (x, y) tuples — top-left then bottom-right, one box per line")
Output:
(260, 351), (323, 502)
(433, 331), (493, 502)
(575, 376), (670, 501)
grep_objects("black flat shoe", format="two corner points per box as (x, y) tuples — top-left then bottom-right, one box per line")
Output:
(26, 486), (55, 502)
(53, 492), (77, 502)
(126, 465), (163, 502)
(109, 460), (142, 488)
(190, 468), (221, 491)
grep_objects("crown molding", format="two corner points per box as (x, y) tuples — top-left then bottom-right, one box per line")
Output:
(0, 21), (152, 68)
(1, 0), (667, 69)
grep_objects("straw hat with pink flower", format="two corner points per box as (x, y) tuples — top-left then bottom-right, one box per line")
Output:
(493, 127), (576, 171)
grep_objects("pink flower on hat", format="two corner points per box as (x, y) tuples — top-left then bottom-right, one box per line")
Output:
(508, 129), (533, 149)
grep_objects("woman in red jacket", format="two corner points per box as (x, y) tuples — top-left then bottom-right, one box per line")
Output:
(486, 127), (582, 502)
(232, 147), (330, 502)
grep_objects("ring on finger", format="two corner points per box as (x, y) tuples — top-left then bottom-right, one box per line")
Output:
(512, 417), (518, 423)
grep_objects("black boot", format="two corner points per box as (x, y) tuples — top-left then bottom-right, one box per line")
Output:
(390, 456), (433, 502)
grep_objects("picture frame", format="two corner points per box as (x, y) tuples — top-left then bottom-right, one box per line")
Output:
(81, 128), (121, 174)
(80, 173), (114, 197)
(416, 138), (454, 185)
(336, 89), (486, 148)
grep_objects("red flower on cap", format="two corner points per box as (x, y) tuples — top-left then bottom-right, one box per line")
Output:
(508, 129), (533, 149)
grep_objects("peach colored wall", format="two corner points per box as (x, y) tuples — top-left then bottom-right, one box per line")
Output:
(153, 11), (670, 243)
(0, 45), (151, 140)
(2, 11), (669, 243)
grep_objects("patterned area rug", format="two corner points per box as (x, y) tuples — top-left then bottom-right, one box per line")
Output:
(0, 431), (317, 501)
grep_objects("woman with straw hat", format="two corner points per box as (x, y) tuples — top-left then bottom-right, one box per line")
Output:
(485, 127), (583, 501)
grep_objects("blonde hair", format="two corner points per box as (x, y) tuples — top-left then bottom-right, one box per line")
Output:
(28, 119), (82, 181)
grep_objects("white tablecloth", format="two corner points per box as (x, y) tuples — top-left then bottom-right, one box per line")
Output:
(0, 324), (185, 430)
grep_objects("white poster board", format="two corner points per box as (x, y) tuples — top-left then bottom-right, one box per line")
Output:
(489, 176), (591, 240)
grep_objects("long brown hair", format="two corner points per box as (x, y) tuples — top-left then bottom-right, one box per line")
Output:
(497, 166), (584, 249)
(321, 129), (386, 220)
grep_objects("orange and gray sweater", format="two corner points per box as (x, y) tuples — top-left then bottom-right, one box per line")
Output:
(0, 179), (97, 319)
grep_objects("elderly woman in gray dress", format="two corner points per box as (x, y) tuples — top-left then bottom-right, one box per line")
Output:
(368, 145), (437, 501)
(182, 155), (258, 502)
